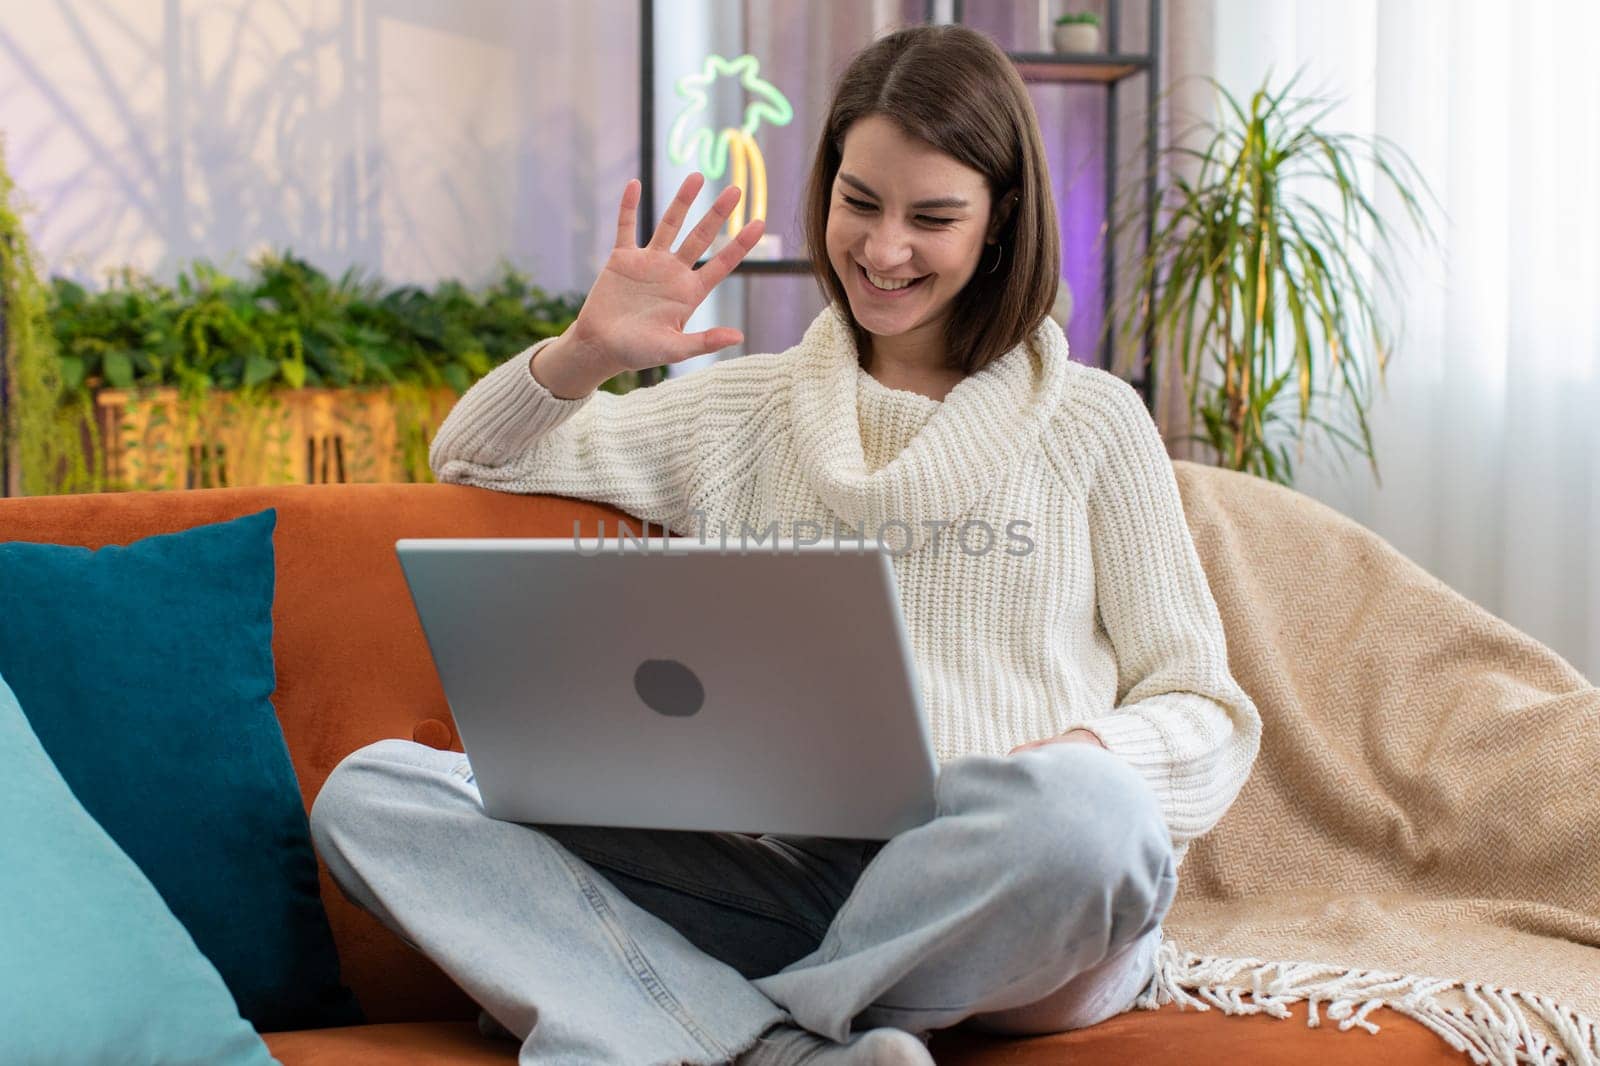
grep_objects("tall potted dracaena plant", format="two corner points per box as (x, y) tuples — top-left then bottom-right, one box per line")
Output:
(1105, 70), (1441, 487)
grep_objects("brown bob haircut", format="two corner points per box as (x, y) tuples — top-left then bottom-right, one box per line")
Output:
(801, 24), (1061, 376)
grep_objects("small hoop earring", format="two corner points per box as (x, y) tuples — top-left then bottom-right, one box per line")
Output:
(983, 240), (1004, 275)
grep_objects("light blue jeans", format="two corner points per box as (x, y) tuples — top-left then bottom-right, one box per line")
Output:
(309, 738), (1177, 1065)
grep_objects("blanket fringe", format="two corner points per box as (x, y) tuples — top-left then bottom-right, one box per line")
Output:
(1135, 938), (1600, 1066)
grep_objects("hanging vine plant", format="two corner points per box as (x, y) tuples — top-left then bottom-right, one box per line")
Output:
(1, 136), (104, 496)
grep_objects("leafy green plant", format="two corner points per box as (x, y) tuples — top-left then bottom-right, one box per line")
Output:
(27, 250), (619, 493)
(51, 253), (612, 404)
(1054, 12), (1101, 26)
(1104, 70), (1440, 487)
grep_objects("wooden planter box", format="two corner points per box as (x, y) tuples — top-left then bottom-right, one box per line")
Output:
(94, 386), (460, 491)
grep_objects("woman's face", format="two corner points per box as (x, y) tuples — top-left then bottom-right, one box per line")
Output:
(825, 114), (999, 346)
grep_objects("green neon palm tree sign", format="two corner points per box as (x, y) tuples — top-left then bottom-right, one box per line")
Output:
(667, 53), (793, 240)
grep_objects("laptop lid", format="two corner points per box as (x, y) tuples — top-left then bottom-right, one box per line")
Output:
(394, 536), (938, 839)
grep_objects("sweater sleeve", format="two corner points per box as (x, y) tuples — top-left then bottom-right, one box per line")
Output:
(1067, 375), (1263, 852)
(427, 335), (704, 532)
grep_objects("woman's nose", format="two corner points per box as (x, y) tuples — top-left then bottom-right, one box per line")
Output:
(862, 221), (916, 271)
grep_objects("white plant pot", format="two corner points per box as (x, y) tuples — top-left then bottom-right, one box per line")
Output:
(1052, 23), (1101, 54)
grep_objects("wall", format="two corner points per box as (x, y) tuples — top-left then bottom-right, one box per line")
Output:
(0, 0), (637, 292)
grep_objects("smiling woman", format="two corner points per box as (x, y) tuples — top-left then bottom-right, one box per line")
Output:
(822, 115), (1012, 399)
(314, 21), (1260, 1066)
(802, 26), (1060, 386)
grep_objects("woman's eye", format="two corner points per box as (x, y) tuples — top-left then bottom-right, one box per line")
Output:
(842, 196), (954, 227)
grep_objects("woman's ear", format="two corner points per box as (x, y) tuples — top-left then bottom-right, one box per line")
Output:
(989, 190), (1019, 241)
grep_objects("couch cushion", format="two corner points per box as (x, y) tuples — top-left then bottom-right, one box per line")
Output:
(261, 1004), (1470, 1064)
(0, 508), (360, 1031)
(932, 1002), (1472, 1063)
(0, 671), (276, 1066)
(263, 1021), (515, 1064)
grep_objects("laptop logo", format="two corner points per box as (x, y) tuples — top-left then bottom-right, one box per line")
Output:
(634, 659), (706, 717)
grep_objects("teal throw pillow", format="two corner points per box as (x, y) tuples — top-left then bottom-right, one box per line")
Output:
(0, 509), (360, 1031)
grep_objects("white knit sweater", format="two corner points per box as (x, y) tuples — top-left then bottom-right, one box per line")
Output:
(429, 303), (1261, 864)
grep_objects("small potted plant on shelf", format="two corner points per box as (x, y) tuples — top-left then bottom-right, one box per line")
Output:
(1053, 12), (1102, 54)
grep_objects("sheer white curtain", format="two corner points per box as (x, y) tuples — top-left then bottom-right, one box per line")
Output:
(1164, 0), (1599, 682)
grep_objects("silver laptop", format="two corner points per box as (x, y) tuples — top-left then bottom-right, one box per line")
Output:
(394, 534), (938, 839)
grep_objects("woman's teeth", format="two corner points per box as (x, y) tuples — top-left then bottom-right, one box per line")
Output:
(862, 266), (926, 292)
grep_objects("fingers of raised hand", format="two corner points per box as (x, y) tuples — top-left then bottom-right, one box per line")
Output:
(668, 327), (744, 365)
(674, 184), (742, 266)
(691, 216), (765, 290)
(646, 172), (707, 253)
(614, 179), (642, 250)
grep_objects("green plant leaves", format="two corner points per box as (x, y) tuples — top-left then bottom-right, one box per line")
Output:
(243, 354), (276, 388)
(57, 356), (87, 394)
(1102, 67), (1442, 487)
(43, 252), (594, 406)
(103, 351), (135, 390)
(6, 233), (607, 493)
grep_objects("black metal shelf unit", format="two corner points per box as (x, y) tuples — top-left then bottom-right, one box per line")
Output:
(636, 0), (1161, 409)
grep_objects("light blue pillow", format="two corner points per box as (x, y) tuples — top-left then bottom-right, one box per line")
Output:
(0, 671), (278, 1066)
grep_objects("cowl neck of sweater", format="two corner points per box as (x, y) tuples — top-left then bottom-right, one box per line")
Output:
(789, 303), (1070, 553)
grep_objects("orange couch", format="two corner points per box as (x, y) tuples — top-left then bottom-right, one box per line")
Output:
(0, 482), (1472, 1064)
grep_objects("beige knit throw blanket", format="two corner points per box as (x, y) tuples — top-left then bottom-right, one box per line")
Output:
(1143, 461), (1600, 1066)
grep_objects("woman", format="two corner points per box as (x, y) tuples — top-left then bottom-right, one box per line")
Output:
(311, 24), (1260, 1066)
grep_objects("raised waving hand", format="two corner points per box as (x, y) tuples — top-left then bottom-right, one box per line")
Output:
(548, 172), (767, 387)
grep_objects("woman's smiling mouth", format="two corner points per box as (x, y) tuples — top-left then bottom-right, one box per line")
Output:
(859, 263), (930, 295)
